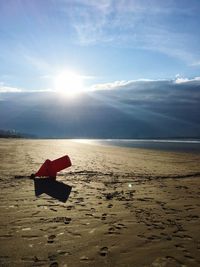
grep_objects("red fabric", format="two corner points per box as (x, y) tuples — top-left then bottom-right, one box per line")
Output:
(35, 155), (72, 178)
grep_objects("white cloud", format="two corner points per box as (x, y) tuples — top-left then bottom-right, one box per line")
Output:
(89, 76), (200, 91)
(174, 77), (190, 84)
(174, 76), (200, 84)
(59, 0), (200, 64)
(191, 61), (200, 66)
(0, 83), (22, 93)
(90, 80), (134, 91)
(90, 78), (169, 91)
(71, 3), (110, 45)
(24, 54), (51, 72)
(0, 82), (53, 93)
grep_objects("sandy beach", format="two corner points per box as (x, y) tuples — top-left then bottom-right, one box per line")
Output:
(0, 139), (200, 267)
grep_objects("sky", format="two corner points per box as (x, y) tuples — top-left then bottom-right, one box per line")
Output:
(0, 0), (200, 138)
(0, 0), (200, 92)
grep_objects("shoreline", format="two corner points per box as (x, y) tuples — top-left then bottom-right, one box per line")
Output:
(2, 137), (200, 154)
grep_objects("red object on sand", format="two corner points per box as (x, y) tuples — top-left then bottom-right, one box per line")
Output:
(35, 155), (72, 179)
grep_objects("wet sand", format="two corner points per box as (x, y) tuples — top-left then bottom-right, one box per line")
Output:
(0, 139), (200, 267)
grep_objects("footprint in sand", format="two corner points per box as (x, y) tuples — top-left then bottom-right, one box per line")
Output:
(52, 217), (71, 224)
(32, 211), (40, 216)
(21, 256), (42, 263)
(174, 243), (185, 250)
(151, 256), (183, 267)
(50, 208), (57, 212)
(108, 226), (120, 235)
(99, 247), (109, 256)
(184, 254), (195, 261)
(0, 255), (9, 265)
(108, 222), (127, 235)
(173, 233), (192, 240)
(48, 235), (56, 244)
(101, 213), (107, 220)
(49, 262), (58, 267)
(67, 205), (75, 210)
(48, 253), (58, 261)
(0, 234), (13, 238)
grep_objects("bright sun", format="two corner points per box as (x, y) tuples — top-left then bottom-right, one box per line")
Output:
(54, 70), (84, 96)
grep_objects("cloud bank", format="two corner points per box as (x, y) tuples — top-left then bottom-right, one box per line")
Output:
(1, 76), (200, 138)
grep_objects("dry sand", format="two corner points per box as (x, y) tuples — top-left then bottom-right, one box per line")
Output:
(0, 139), (200, 267)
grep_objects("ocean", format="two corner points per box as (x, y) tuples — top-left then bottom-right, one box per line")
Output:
(72, 139), (200, 153)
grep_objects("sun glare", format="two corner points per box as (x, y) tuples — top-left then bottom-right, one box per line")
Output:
(54, 70), (85, 96)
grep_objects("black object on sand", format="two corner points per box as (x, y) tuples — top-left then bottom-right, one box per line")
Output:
(33, 178), (72, 203)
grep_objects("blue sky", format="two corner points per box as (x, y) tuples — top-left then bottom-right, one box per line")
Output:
(0, 0), (200, 92)
(1, 0), (200, 138)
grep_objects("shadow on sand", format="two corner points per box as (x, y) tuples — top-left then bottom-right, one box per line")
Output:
(34, 178), (72, 203)
(14, 175), (72, 202)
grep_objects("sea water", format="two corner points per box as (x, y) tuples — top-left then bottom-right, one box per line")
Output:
(73, 139), (200, 153)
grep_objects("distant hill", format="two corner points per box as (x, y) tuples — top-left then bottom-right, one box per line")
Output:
(0, 129), (36, 138)
(0, 129), (21, 138)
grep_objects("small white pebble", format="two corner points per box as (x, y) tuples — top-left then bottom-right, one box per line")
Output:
(58, 232), (64, 236)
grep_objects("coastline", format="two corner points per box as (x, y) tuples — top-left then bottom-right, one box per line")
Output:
(0, 139), (200, 266)
(71, 138), (200, 154)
